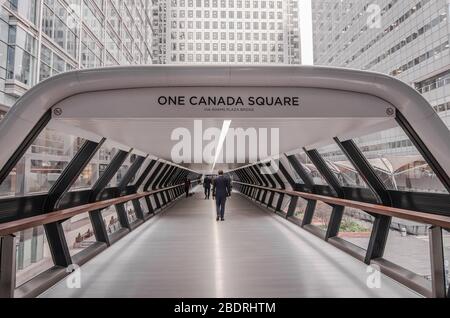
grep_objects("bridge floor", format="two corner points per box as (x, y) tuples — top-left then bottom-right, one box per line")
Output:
(40, 189), (419, 298)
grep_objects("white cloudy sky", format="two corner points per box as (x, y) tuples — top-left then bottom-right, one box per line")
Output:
(299, 0), (314, 65)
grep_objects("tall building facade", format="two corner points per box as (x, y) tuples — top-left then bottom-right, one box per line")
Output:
(313, 0), (449, 126)
(311, 0), (450, 194)
(158, 0), (301, 64)
(0, 0), (156, 110)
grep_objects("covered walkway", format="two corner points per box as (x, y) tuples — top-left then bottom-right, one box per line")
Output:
(0, 66), (449, 298)
(40, 189), (418, 298)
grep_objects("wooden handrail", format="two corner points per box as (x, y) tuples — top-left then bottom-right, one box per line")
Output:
(234, 181), (450, 229)
(0, 184), (186, 236)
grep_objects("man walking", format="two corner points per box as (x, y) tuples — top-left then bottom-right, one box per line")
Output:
(203, 175), (212, 199)
(184, 177), (191, 198)
(212, 170), (231, 221)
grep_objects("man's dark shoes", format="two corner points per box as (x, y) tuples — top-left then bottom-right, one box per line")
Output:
(221, 218), (225, 221)
(216, 216), (219, 221)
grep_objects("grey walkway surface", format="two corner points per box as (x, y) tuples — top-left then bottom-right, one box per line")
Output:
(40, 190), (420, 298)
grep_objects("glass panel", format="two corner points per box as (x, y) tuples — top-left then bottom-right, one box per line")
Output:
(15, 226), (54, 287)
(443, 229), (450, 290)
(69, 140), (123, 191)
(109, 153), (138, 188)
(284, 157), (304, 184)
(384, 220), (432, 281)
(354, 128), (448, 193)
(292, 197), (308, 222)
(124, 201), (138, 224)
(0, 127), (84, 198)
(280, 194), (291, 213)
(337, 208), (375, 250)
(70, 163), (98, 190)
(102, 205), (122, 236)
(317, 144), (368, 188)
(62, 212), (96, 256)
(130, 159), (150, 185)
(271, 192), (280, 209)
(294, 152), (328, 186)
(149, 195), (157, 209)
(311, 200), (333, 231)
(109, 164), (129, 187)
(139, 197), (150, 214)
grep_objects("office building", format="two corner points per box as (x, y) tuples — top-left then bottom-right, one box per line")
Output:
(157, 0), (301, 64)
(311, 0), (450, 194)
(0, 0), (156, 109)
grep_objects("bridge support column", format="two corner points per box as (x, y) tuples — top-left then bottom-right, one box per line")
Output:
(0, 235), (16, 298)
(275, 193), (284, 212)
(301, 200), (317, 227)
(286, 196), (298, 218)
(429, 226), (447, 298)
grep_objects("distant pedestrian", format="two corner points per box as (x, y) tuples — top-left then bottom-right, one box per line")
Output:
(203, 175), (212, 199)
(184, 177), (191, 198)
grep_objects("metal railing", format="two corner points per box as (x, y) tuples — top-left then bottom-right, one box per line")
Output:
(234, 181), (449, 298)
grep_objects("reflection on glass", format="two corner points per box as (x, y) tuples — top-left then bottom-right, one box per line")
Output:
(71, 163), (98, 190)
(354, 128), (448, 193)
(149, 195), (157, 211)
(0, 128), (84, 198)
(292, 198), (308, 222)
(284, 157), (304, 184)
(337, 208), (374, 250)
(443, 229), (450, 290)
(15, 226), (53, 287)
(69, 141), (117, 192)
(62, 212), (96, 256)
(108, 164), (129, 188)
(311, 201), (332, 231)
(384, 221), (432, 281)
(294, 152), (328, 186)
(102, 206), (122, 236)
(317, 144), (368, 188)
(280, 195), (291, 213)
(139, 197), (149, 214)
(124, 201), (138, 224)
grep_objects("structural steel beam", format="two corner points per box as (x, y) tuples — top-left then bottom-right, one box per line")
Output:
(43, 138), (105, 267)
(286, 154), (314, 190)
(278, 162), (300, 216)
(117, 155), (147, 193)
(285, 154), (317, 226)
(304, 148), (344, 241)
(116, 155), (148, 224)
(249, 166), (265, 202)
(89, 149), (131, 245)
(144, 162), (163, 191)
(278, 162), (296, 189)
(134, 159), (156, 190)
(396, 111), (450, 193)
(0, 110), (51, 186)
(334, 138), (392, 263)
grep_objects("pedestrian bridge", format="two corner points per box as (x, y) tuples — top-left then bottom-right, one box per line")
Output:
(0, 66), (448, 298)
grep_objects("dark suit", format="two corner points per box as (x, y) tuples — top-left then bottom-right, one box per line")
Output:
(203, 176), (212, 199)
(212, 175), (231, 219)
(184, 179), (191, 198)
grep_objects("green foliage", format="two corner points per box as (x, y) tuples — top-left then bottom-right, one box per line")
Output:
(340, 218), (370, 233)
